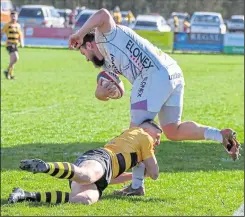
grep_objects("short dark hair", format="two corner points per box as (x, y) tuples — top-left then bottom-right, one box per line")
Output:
(141, 119), (162, 133)
(81, 32), (95, 47)
(11, 11), (17, 15)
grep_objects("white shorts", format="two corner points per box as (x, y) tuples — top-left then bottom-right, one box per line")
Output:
(130, 64), (185, 125)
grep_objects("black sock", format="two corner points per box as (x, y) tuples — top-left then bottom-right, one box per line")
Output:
(24, 191), (38, 202)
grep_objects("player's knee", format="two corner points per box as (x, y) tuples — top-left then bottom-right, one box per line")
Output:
(77, 172), (93, 184)
(164, 132), (179, 141)
(11, 59), (17, 65)
(83, 197), (94, 205)
(146, 168), (159, 180)
(151, 172), (159, 180)
(11, 53), (18, 62)
(15, 54), (19, 62)
(77, 167), (97, 184)
(162, 128), (175, 140)
(13, 58), (18, 64)
(162, 124), (181, 141)
(69, 196), (93, 205)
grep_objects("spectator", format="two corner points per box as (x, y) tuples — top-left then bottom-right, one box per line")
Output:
(69, 8), (77, 27)
(173, 15), (179, 32)
(126, 10), (135, 25)
(1, 11), (24, 80)
(113, 6), (122, 24)
(183, 16), (190, 32)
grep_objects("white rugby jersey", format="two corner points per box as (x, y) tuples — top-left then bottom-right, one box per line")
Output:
(95, 24), (177, 84)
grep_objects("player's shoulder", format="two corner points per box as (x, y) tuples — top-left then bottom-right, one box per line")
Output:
(125, 127), (144, 134)
(127, 127), (153, 143)
(119, 127), (143, 138)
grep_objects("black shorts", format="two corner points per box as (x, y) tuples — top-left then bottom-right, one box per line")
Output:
(6, 44), (18, 54)
(69, 148), (112, 198)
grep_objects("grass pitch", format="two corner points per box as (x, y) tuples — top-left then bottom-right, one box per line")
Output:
(1, 47), (244, 216)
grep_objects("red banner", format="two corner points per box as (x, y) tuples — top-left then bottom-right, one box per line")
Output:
(24, 26), (73, 39)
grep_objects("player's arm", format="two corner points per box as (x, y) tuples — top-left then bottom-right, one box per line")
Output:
(69, 8), (116, 49)
(141, 137), (159, 180)
(18, 26), (24, 48)
(78, 8), (115, 37)
(143, 155), (159, 180)
(109, 172), (132, 184)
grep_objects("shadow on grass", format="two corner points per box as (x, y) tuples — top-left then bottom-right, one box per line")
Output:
(101, 194), (167, 203)
(1, 199), (9, 206)
(1, 195), (167, 208)
(1, 141), (244, 172)
(1, 199), (63, 208)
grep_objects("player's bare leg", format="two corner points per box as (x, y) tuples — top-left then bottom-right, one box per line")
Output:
(69, 181), (100, 205)
(8, 52), (19, 79)
(162, 121), (241, 160)
(162, 121), (214, 141)
(5, 51), (19, 80)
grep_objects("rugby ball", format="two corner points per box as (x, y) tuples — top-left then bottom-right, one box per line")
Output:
(97, 71), (125, 99)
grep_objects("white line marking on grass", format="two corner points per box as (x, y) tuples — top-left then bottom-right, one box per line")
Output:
(233, 203), (244, 216)
(2, 104), (59, 116)
(220, 158), (235, 162)
(72, 152), (84, 156)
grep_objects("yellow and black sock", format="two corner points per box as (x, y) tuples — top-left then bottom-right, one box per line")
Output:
(25, 191), (70, 203)
(36, 191), (70, 203)
(45, 162), (75, 179)
(7, 66), (13, 77)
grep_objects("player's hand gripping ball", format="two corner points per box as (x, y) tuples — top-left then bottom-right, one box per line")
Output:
(97, 71), (125, 99)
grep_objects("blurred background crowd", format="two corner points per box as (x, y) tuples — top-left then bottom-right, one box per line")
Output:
(1, 0), (244, 34)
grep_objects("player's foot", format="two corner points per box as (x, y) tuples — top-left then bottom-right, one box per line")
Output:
(19, 159), (49, 174)
(8, 187), (26, 204)
(113, 184), (145, 196)
(221, 128), (241, 160)
(3, 70), (9, 79)
(10, 75), (15, 80)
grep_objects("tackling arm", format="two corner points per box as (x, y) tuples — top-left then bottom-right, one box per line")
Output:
(140, 136), (159, 180)
(110, 172), (133, 184)
(143, 156), (159, 180)
(109, 157), (159, 184)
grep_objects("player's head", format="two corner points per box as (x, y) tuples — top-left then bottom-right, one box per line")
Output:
(10, 11), (18, 22)
(79, 32), (105, 68)
(140, 119), (162, 146)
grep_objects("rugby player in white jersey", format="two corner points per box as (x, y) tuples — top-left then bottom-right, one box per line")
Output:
(68, 8), (241, 196)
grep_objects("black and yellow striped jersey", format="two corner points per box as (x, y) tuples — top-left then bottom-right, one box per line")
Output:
(103, 127), (155, 179)
(1, 22), (22, 46)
